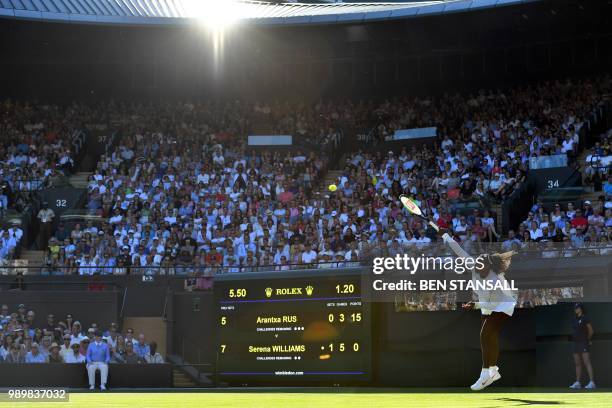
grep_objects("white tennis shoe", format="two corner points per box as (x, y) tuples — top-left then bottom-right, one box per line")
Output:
(569, 381), (581, 389)
(488, 366), (502, 385)
(470, 369), (491, 391)
(470, 367), (501, 391)
(585, 381), (596, 389)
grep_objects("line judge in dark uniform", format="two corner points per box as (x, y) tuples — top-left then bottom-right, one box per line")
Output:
(569, 303), (596, 389)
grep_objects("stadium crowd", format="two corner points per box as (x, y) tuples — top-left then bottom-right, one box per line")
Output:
(352, 78), (603, 205)
(505, 126), (612, 257)
(21, 77), (612, 274)
(505, 196), (612, 258)
(0, 99), (88, 210)
(255, 100), (352, 150)
(0, 303), (163, 364)
(583, 128), (612, 190)
(0, 99), (90, 265)
(0, 226), (24, 265)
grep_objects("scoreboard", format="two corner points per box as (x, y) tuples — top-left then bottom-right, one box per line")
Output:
(215, 271), (371, 384)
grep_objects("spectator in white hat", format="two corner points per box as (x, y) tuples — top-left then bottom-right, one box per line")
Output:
(64, 340), (86, 363)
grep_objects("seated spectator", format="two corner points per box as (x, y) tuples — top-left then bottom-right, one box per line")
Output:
(0, 304), (9, 322)
(143, 341), (164, 364)
(80, 337), (90, 360)
(571, 209), (589, 230)
(124, 328), (137, 346)
(65, 340), (86, 363)
(59, 334), (71, 360)
(40, 336), (52, 359)
(502, 230), (521, 251)
(603, 174), (612, 198)
(5, 343), (24, 363)
(25, 342), (47, 363)
(110, 336), (127, 364)
(0, 333), (12, 359)
(48, 342), (63, 363)
(123, 342), (144, 364)
(70, 321), (86, 343)
(133, 334), (150, 359)
(103, 322), (119, 349)
(86, 331), (110, 391)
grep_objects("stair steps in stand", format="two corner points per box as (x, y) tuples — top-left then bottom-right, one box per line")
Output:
(68, 172), (92, 189)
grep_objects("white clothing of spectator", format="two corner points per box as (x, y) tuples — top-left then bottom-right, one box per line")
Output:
(64, 341), (86, 363)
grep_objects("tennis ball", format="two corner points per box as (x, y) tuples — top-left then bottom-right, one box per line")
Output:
(328, 184), (337, 192)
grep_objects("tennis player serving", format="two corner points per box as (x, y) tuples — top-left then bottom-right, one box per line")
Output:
(443, 233), (517, 390)
(400, 195), (517, 391)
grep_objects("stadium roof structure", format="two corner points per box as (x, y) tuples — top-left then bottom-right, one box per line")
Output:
(0, 0), (536, 26)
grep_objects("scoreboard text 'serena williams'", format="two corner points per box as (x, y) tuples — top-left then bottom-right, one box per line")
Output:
(215, 271), (371, 385)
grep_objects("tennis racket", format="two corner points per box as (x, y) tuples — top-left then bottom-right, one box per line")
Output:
(399, 194), (440, 232)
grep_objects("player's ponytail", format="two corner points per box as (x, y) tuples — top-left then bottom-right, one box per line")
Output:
(488, 250), (517, 275)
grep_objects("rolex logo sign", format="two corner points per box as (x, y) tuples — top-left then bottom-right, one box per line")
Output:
(305, 285), (314, 296)
(265, 287), (273, 298)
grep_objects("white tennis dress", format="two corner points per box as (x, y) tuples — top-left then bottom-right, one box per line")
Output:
(443, 233), (517, 316)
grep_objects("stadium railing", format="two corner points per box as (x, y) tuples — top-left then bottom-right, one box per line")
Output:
(360, 241), (612, 259)
(7, 177), (49, 192)
(529, 154), (568, 170)
(1, 241), (611, 276)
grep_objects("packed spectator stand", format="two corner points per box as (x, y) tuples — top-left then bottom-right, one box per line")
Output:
(0, 100), (90, 267)
(1, 79), (611, 365)
(1, 77), (611, 277)
(0, 303), (163, 365)
(0, 100), (88, 198)
(519, 125), (612, 258)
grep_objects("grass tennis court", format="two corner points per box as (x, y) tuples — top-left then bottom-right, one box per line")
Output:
(3, 391), (610, 408)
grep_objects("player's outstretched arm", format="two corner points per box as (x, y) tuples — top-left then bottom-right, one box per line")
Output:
(441, 233), (472, 258)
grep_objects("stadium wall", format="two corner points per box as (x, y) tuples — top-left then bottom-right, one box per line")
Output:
(39, 188), (87, 220)
(0, 364), (173, 388)
(170, 292), (217, 374)
(376, 306), (536, 387)
(377, 303), (612, 387)
(536, 302), (612, 387)
(3, 267), (611, 388)
(0, 275), (186, 316)
(1, 1), (610, 101)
